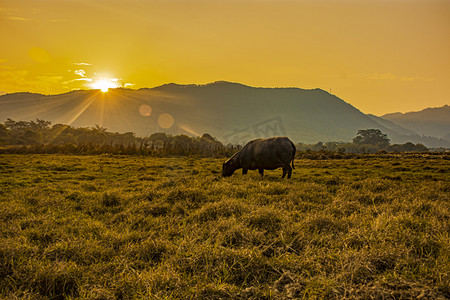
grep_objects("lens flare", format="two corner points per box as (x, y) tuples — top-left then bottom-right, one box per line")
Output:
(28, 47), (51, 63)
(158, 113), (174, 129)
(139, 104), (152, 117)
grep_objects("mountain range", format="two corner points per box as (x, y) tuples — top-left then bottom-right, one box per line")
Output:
(0, 81), (448, 147)
(382, 106), (450, 140)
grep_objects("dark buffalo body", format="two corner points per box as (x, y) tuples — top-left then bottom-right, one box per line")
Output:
(222, 137), (296, 178)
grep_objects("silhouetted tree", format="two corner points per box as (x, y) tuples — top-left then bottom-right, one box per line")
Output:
(149, 132), (169, 142)
(313, 142), (325, 151)
(201, 133), (215, 142)
(353, 129), (390, 148)
(0, 124), (8, 145)
(388, 142), (428, 152)
(413, 143), (428, 152)
(33, 119), (51, 130)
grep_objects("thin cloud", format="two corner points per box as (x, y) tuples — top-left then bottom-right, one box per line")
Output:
(63, 78), (93, 84)
(72, 62), (92, 66)
(7, 16), (65, 22)
(36, 75), (63, 83)
(401, 76), (434, 82)
(0, 68), (64, 94)
(108, 79), (135, 88)
(74, 69), (87, 77)
(7, 16), (33, 21)
(45, 19), (66, 22)
(0, 69), (29, 86)
(365, 73), (397, 80)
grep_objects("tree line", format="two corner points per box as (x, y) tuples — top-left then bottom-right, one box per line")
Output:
(0, 119), (432, 156)
(297, 129), (429, 154)
(0, 119), (239, 157)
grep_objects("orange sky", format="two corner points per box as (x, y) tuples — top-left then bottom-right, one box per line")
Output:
(1, 0), (449, 115)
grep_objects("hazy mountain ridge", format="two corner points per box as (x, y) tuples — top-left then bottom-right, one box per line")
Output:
(367, 114), (416, 136)
(381, 105), (450, 139)
(366, 114), (449, 146)
(1, 81), (449, 147)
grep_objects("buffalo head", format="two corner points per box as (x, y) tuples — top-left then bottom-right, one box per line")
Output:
(222, 159), (237, 177)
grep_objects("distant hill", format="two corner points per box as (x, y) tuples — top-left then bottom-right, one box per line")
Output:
(367, 114), (416, 137)
(366, 114), (449, 147)
(0, 81), (448, 146)
(381, 105), (450, 140)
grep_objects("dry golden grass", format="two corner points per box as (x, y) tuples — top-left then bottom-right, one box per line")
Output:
(1, 154), (449, 299)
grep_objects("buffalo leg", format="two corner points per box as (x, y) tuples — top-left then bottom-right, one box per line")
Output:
(259, 169), (264, 177)
(287, 166), (292, 179)
(242, 168), (248, 175)
(282, 165), (292, 179)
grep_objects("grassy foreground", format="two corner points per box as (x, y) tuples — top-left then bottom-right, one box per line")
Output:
(0, 154), (449, 299)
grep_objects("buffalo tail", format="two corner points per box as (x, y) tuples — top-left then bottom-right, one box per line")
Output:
(291, 141), (296, 169)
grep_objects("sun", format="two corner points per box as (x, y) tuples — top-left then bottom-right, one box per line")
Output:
(91, 78), (118, 92)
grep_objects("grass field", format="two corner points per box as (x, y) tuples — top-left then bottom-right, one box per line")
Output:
(1, 154), (449, 299)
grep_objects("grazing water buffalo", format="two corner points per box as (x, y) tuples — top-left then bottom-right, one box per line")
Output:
(222, 137), (296, 178)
